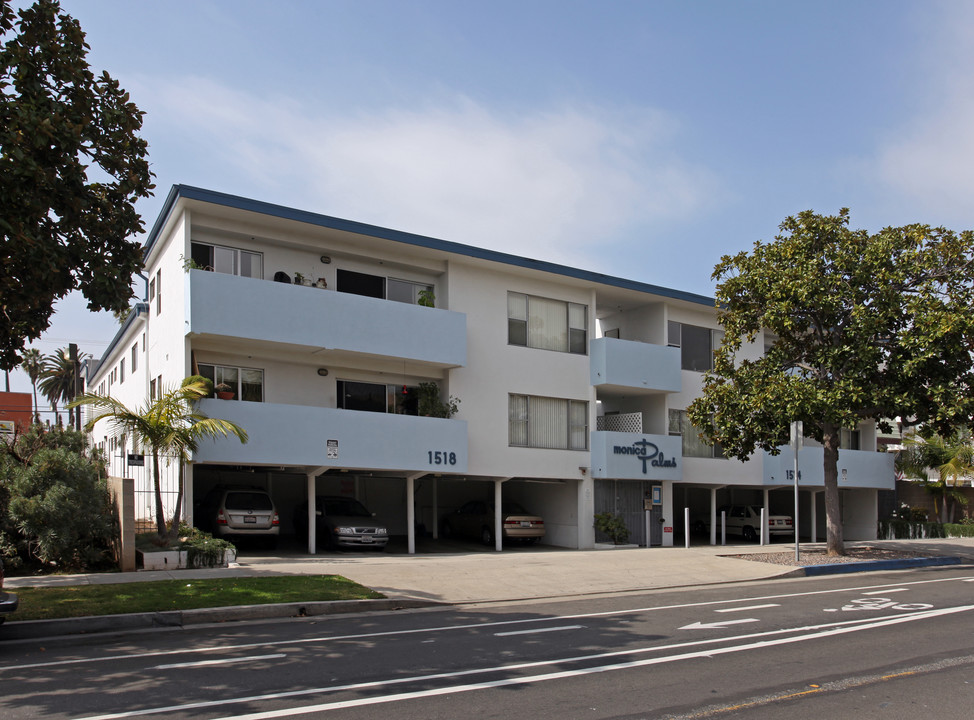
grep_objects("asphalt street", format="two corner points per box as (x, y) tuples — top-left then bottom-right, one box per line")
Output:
(2, 566), (973, 719)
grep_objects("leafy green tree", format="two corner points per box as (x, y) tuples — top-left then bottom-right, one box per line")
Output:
(0, 0), (153, 371)
(687, 210), (974, 555)
(0, 425), (113, 570)
(19, 348), (42, 422)
(897, 430), (972, 523)
(70, 380), (248, 541)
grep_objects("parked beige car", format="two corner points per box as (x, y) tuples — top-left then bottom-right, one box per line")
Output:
(442, 500), (545, 545)
(720, 504), (793, 541)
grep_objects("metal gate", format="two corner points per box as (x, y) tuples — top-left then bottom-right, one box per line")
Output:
(595, 479), (663, 547)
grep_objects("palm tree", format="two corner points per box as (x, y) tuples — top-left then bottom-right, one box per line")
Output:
(39, 348), (88, 427)
(20, 348), (43, 423)
(70, 380), (248, 541)
(896, 430), (972, 523)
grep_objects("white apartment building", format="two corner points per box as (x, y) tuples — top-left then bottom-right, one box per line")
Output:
(86, 185), (894, 553)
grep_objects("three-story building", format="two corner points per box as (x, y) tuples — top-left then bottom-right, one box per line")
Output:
(86, 185), (894, 552)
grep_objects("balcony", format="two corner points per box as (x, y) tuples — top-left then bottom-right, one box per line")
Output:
(590, 431), (682, 481)
(193, 399), (468, 472)
(590, 337), (681, 395)
(762, 447), (895, 490)
(187, 270), (466, 368)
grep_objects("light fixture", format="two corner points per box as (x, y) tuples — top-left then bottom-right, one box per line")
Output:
(317, 368), (329, 377)
(320, 255), (331, 264)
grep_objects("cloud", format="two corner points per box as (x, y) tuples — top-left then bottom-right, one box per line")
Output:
(864, 3), (974, 226)
(141, 77), (719, 270)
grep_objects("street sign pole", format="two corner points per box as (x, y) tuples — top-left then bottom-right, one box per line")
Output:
(791, 420), (803, 563)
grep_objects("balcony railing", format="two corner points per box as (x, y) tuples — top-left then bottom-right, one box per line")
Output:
(193, 399), (468, 472)
(188, 270), (466, 367)
(590, 337), (681, 394)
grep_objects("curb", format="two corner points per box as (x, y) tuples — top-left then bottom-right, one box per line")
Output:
(0, 598), (438, 641)
(801, 555), (963, 577)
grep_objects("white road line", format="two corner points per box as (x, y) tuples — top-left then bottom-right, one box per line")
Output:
(715, 604), (779, 613)
(202, 605), (974, 720)
(153, 654), (286, 670)
(863, 588), (907, 595)
(494, 625), (583, 637)
(680, 619), (759, 630)
(8, 573), (973, 673)
(73, 605), (974, 720)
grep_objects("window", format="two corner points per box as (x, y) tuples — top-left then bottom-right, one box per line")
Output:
(131, 343), (138, 372)
(669, 409), (724, 458)
(508, 292), (587, 355)
(198, 364), (263, 402)
(149, 377), (156, 401)
(191, 241), (263, 279)
(668, 321), (723, 372)
(155, 270), (161, 314)
(387, 278), (434, 306)
(119, 359), (125, 384)
(840, 428), (860, 450)
(337, 380), (419, 415)
(509, 394), (588, 450)
(336, 269), (433, 306)
(149, 277), (155, 302)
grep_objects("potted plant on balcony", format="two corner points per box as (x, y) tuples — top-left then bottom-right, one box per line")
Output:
(294, 272), (312, 286)
(214, 383), (235, 400)
(417, 382), (460, 418)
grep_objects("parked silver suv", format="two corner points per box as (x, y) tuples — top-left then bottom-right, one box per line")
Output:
(203, 487), (280, 548)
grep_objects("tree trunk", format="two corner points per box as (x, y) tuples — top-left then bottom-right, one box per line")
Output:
(152, 449), (167, 538)
(822, 422), (845, 556)
(167, 461), (185, 543)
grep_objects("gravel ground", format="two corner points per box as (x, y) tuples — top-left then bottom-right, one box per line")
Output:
(723, 547), (923, 567)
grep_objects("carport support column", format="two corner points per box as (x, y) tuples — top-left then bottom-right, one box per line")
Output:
(710, 488), (718, 546)
(432, 478), (439, 540)
(406, 473), (426, 555)
(762, 488), (770, 545)
(494, 478), (511, 552)
(810, 490), (820, 543)
(305, 466), (327, 555)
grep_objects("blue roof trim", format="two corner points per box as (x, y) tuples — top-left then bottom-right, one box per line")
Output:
(143, 185), (716, 308)
(89, 303), (149, 380)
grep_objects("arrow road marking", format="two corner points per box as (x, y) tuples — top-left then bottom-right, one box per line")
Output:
(680, 618), (760, 630)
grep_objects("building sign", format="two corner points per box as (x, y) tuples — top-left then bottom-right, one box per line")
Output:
(127, 453), (145, 466)
(612, 439), (678, 474)
(0, 420), (13, 436)
(326, 439), (339, 459)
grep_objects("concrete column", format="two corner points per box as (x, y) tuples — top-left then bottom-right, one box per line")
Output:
(811, 491), (819, 543)
(407, 475), (416, 554)
(306, 473), (317, 554)
(577, 475), (595, 549)
(110, 476), (136, 572)
(762, 487), (770, 545)
(432, 477), (439, 540)
(494, 479), (504, 551)
(710, 487), (717, 546)
(184, 463), (194, 527)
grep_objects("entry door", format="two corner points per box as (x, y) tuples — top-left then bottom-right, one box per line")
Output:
(648, 501), (663, 546)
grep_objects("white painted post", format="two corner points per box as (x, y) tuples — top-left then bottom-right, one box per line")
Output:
(710, 488), (717, 546)
(407, 475), (416, 555)
(721, 510), (726, 545)
(760, 507), (766, 546)
(684, 507), (690, 548)
(307, 473), (316, 555)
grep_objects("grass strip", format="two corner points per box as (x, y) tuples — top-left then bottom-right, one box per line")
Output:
(7, 575), (384, 622)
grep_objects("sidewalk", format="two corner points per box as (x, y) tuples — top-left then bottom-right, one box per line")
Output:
(3, 538), (972, 640)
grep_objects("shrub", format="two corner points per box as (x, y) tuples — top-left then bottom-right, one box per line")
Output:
(878, 519), (946, 539)
(594, 512), (631, 545)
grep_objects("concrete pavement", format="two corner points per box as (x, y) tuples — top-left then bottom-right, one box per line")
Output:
(3, 537), (972, 640)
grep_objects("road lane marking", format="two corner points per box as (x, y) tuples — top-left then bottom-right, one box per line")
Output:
(863, 588), (907, 594)
(152, 654), (286, 670)
(715, 604), (779, 613)
(494, 625), (583, 636)
(7, 573), (973, 673)
(198, 605), (974, 720)
(72, 605), (974, 720)
(680, 619), (759, 630)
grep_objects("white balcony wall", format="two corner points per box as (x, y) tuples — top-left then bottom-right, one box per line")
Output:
(187, 270), (466, 367)
(590, 337), (681, 394)
(193, 399), (467, 472)
(763, 447), (895, 490)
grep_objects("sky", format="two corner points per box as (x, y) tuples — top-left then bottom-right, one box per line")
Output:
(7, 0), (974, 395)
